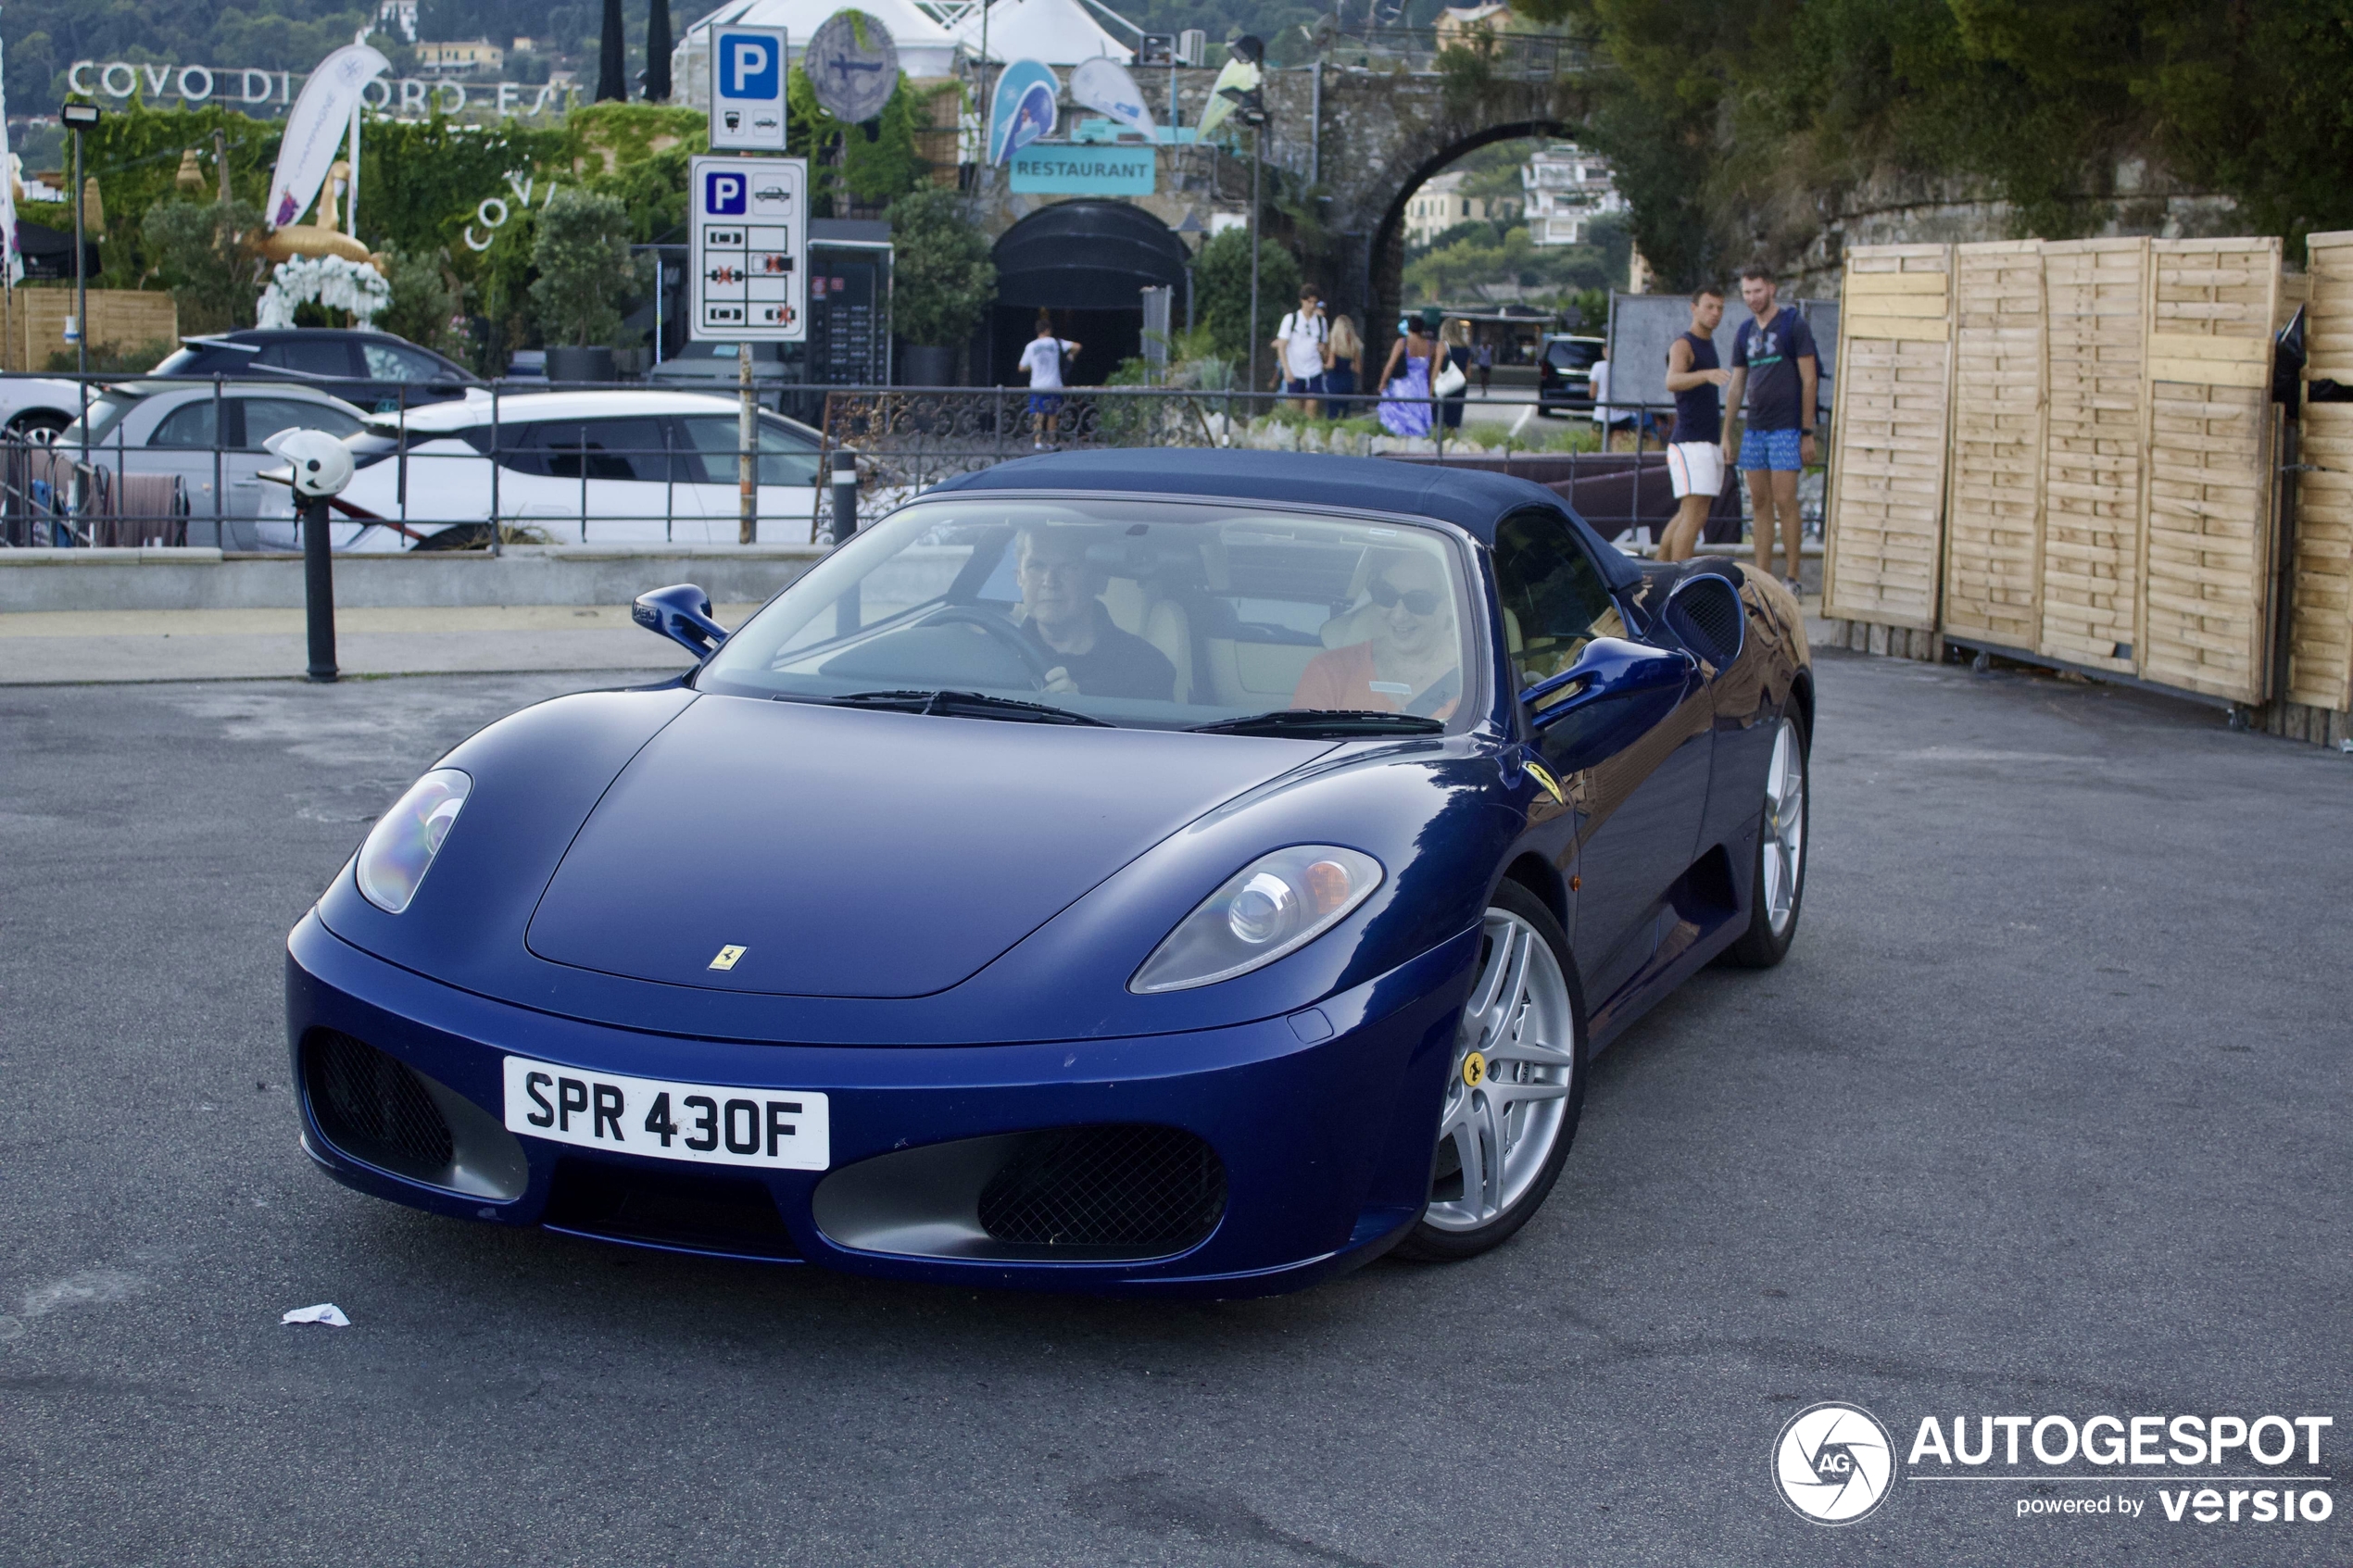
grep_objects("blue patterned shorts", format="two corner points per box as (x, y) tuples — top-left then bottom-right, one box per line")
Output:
(1736, 426), (1805, 472)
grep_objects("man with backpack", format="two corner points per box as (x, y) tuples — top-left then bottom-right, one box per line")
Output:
(1273, 286), (1329, 417)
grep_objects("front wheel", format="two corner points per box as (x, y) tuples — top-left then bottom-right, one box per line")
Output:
(1394, 880), (1587, 1263)
(1722, 710), (1809, 968)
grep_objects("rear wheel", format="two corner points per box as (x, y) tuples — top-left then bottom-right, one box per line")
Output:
(1723, 710), (1809, 969)
(6, 410), (68, 444)
(1394, 879), (1587, 1262)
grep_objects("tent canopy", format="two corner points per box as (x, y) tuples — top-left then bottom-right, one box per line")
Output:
(953, 0), (1134, 65)
(676, 0), (963, 87)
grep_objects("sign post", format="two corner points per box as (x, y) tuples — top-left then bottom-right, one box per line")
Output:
(690, 155), (807, 544)
(705, 25), (787, 152)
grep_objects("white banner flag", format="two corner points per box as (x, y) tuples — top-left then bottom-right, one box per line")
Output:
(265, 44), (388, 229)
(1070, 56), (1155, 143)
(0, 35), (18, 284)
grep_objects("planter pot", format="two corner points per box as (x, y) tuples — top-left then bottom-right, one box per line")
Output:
(900, 345), (956, 387)
(546, 345), (617, 386)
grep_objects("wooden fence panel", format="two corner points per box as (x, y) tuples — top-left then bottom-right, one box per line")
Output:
(1943, 241), (2045, 646)
(2038, 239), (2150, 673)
(2294, 230), (2353, 712)
(1823, 245), (1954, 631)
(1, 286), (179, 372)
(2136, 238), (2279, 704)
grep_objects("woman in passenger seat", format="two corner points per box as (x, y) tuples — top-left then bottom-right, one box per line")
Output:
(1290, 551), (1460, 721)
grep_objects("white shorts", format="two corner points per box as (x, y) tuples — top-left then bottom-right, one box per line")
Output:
(1667, 442), (1723, 499)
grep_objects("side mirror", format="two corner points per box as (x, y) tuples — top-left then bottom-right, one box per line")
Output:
(426, 379), (463, 395)
(633, 583), (727, 655)
(1519, 635), (1693, 773)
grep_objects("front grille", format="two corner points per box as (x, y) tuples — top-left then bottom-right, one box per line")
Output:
(304, 1028), (454, 1180)
(977, 1125), (1226, 1251)
(542, 1158), (799, 1260)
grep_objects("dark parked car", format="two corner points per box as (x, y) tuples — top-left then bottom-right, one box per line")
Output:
(1537, 334), (1604, 416)
(150, 329), (481, 416)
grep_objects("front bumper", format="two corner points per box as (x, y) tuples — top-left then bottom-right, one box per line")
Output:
(285, 912), (1478, 1298)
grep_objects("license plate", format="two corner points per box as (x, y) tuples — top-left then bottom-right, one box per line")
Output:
(501, 1057), (830, 1172)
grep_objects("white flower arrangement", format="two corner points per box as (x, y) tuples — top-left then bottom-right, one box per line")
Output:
(256, 255), (391, 330)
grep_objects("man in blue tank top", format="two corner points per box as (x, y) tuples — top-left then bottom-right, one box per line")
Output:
(1661, 284), (1729, 561)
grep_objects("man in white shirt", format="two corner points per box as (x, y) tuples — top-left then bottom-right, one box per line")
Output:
(1271, 285), (1328, 417)
(1017, 314), (1081, 449)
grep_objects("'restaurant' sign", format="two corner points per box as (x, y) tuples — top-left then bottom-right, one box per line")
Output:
(1007, 144), (1156, 196)
(66, 59), (578, 118)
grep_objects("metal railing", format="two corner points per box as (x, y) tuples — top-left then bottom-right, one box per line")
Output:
(0, 370), (1807, 552)
(1327, 27), (1592, 77)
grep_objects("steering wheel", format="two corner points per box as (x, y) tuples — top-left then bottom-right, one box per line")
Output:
(916, 606), (1054, 689)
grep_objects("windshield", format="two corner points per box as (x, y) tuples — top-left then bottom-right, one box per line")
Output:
(57, 391), (140, 447)
(699, 496), (1481, 732)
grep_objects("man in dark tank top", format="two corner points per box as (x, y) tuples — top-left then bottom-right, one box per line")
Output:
(1661, 285), (1730, 560)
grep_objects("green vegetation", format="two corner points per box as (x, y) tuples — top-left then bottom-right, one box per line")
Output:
(1403, 215), (1629, 307)
(529, 187), (643, 347)
(1527, 0), (2353, 282)
(1190, 226), (1301, 375)
(885, 187), (996, 349)
(139, 196), (263, 333)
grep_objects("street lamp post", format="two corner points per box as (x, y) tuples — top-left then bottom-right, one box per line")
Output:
(61, 101), (101, 472)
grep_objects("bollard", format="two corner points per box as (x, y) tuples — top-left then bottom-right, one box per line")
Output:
(302, 492), (337, 683)
(830, 450), (858, 545)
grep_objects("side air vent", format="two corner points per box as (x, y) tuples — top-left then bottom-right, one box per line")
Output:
(1664, 572), (1745, 669)
(306, 1029), (454, 1177)
(301, 1028), (528, 1200)
(976, 1124), (1227, 1251)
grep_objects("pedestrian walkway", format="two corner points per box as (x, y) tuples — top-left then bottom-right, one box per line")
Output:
(0, 604), (761, 684)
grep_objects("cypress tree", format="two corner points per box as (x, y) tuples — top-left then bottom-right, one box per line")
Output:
(645, 0), (673, 102)
(596, 0), (628, 101)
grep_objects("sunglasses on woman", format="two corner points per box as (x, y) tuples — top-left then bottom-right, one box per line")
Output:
(1368, 578), (1441, 617)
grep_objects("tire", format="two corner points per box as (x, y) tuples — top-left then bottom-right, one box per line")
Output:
(6, 410), (69, 444)
(1722, 709), (1810, 969)
(1393, 879), (1588, 1263)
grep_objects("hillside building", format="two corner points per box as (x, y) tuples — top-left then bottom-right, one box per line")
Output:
(1521, 144), (1623, 246)
(1404, 170), (1518, 248)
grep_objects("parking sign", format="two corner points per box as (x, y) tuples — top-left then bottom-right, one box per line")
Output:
(689, 155), (808, 342)
(708, 25), (787, 152)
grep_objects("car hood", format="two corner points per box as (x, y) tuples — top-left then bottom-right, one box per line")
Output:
(522, 694), (1325, 999)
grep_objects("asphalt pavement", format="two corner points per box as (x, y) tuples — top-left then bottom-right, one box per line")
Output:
(1, 655), (2347, 1565)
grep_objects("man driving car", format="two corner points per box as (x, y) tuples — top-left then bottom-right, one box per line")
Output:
(1290, 549), (1462, 720)
(1014, 526), (1178, 701)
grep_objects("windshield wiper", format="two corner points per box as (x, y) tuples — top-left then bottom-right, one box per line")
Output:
(1188, 709), (1444, 738)
(827, 689), (1112, 727)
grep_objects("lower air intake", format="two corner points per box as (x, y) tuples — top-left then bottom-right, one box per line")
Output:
(304, 1028), (455, 1181)
(977, 1124), (1227, 1251)
(543, 1159), (799, 1260)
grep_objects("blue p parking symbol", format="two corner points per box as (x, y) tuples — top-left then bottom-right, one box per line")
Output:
(706, 171), (747, 216)
(720, 33), (778, 99)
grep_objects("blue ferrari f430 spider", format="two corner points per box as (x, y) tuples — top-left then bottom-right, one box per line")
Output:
(286, 450), (1813, 1296)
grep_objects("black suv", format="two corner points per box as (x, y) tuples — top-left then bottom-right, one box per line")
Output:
(150, 329), (481, 415)
(1535, 333), (1604, 416)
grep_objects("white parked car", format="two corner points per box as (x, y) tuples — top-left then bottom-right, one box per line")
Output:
(0, 373), (98, 440)
(295, 389), (828, 550)
(53, 379), (371, 546)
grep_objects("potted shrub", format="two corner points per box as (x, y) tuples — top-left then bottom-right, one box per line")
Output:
(887, 187), (995, 386)
(530, 188), (643, 383)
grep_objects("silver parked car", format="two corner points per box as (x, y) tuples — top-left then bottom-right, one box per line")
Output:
(57, 380), (371, 547)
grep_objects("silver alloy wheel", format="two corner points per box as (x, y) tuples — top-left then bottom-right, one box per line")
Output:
(1424, 908), (1576, 1233)
(1761, 716), (1806, 937)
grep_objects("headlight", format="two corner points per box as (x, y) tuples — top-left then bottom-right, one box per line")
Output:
(1129, 846), (1383, 994)
(356, 769), (472, 913)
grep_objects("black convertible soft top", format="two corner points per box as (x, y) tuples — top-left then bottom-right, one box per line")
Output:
(927, 448), (1641, 591)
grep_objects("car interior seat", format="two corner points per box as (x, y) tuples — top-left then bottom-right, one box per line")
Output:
(1099, 574), (1193, 704)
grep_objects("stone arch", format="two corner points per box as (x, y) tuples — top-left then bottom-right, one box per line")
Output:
(1360, 119), (1575, 356)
